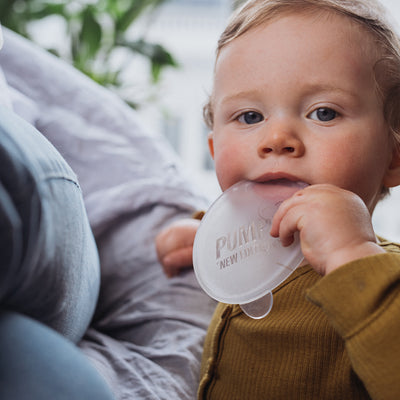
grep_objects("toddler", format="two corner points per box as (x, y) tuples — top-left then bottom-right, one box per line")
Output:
(156, 0), (400, 398)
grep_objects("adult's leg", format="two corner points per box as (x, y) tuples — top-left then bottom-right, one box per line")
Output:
(0, 107), (100, 342)
(0, 311), (115, 400)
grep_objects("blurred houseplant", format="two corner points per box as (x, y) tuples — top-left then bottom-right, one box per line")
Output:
(0, 0), (178, 107)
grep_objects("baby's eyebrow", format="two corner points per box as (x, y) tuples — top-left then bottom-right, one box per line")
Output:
(301, 83), (358, 99)
(218, 85), (357, 104)
(218, 89), (265, 106)
(215, 84), (362, 112)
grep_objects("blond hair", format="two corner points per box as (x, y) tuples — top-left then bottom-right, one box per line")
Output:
(204, 0), (400, 156)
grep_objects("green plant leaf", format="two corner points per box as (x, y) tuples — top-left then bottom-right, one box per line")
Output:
(0, 0), (29, 35)
(149, 44), (179, 82)
(79, 67), (121, 87)
(119, 38), (172, 62)
(0, 0), (19, 22)
(79, 6), (102, 59)
(115, 0), (148, 33)
(119, 38), (178, 81)
(0, 0), (177, 108)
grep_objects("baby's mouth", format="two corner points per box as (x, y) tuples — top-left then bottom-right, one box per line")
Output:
(253, 172), (308, 188)
(251, 179), (308, 202)
(263, 178), (308, 189)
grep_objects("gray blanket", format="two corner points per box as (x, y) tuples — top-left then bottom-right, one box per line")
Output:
(0, 28), (216, 399)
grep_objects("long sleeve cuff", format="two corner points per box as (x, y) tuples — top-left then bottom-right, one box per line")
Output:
(306, 252), (400, 339)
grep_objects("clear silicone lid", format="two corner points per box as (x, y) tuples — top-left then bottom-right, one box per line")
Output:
(193, 180), (306, 319)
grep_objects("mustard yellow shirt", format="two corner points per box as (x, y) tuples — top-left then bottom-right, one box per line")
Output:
(198, 240), (400, 399)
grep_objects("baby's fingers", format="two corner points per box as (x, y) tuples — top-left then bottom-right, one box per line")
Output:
(162, 246), (194, 278)
(270, 190), (305, 244)
(271, 205), (302, 247)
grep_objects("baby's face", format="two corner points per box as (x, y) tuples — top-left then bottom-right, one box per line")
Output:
(209, 11), (394, 212)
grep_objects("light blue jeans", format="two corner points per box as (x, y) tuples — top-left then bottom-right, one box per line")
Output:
(0, 107), (114, 399)
(0, 311), (115, 399)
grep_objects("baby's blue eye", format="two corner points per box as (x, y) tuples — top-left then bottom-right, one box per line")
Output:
(309, 107), (337, 122)
(238, 111), (264, 124)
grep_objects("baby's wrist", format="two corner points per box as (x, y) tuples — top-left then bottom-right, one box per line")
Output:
(324, 241), (385, 275)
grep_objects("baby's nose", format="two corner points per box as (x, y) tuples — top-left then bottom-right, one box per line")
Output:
(257, 124), (305, 158)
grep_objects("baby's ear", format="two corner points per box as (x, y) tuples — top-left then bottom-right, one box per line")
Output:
(208, 132), (215, 159)
(383, 146), (400, 188)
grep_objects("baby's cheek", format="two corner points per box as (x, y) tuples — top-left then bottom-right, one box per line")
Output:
(214, 161), (238, 191)
(213, 138), (250, 190)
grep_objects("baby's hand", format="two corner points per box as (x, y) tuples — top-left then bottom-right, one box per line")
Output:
(270, 184), (384, 276)
(155, 218), (200, 278)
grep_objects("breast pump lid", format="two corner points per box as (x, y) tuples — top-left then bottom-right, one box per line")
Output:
(193, 180), (306, 319)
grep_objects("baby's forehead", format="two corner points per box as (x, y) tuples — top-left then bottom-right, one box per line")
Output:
(218, 7), (383, 65)
(211, 10), (384, 111)
(219, 10), (380, 69)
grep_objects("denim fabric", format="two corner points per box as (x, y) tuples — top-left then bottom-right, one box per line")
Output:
(0, 311), (115, 399)
(0, 107), (100, 343)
